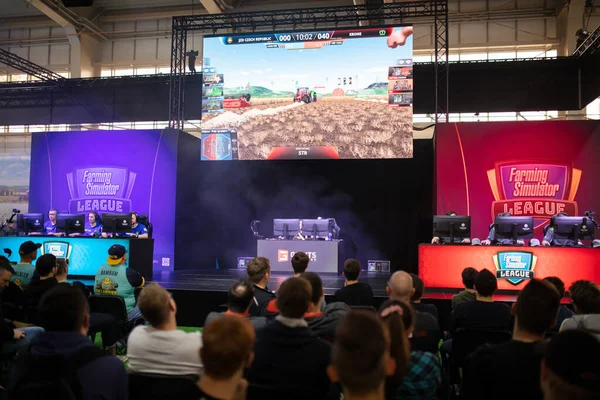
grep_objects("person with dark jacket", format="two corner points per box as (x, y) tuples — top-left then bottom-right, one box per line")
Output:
(25, 254), (59, 313)
(543, 276), (574, 330)
(205, 279), (267, 331)
(248, 277), (332, 399)
(246, 257), (276, 316)
(334, 259), (374, 307)
(301, 272), (348, 340)
(410, 273), (438, 320)
(0, 261), (44, 356)
(9, 285), (127, 399)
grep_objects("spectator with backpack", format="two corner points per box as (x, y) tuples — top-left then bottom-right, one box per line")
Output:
(8, 285), (127, 400)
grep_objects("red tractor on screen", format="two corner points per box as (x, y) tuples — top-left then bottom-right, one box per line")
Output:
(294, 87), (314, 103)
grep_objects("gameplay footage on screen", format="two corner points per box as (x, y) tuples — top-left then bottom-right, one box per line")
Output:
(200, 26), (414, 161)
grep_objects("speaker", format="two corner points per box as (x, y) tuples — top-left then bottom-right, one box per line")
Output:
(62, 0), (94, 7)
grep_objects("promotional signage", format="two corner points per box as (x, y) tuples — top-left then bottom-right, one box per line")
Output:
(28, 129), (178, 270)
(257, 239), (339, 273)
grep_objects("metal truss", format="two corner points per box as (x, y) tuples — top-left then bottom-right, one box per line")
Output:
(573, 25), (600, 57)
(0, 48), (65, 83)
(169, 1), (450, 129)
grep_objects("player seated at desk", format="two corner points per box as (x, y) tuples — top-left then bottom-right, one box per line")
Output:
(542, 212), (589, 247)
(27, 209), (61, 237)
(84, 211), (103, 237)
(102, 212), (148, 239)
(432, 211), (471, 244)
(482, 212), (531, 246)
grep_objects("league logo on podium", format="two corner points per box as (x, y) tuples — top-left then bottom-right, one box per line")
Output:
(66, 167), (136, 214)
(42, 241), (71, 259)
(493, 251), (537, 286)
(487, 162), (581, 229)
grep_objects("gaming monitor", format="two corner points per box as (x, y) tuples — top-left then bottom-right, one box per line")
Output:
(17, 213), (44, 234)
(553, 216), (595, 242)
(202, 26), (414, 160)
(432, 215), (471, 242)
(301, 219), (331, 238)
(56, 213), (85, 235)
(494, 216), (535, 243)
(102, 213), (132, 235)
(273, 219), (300, 239)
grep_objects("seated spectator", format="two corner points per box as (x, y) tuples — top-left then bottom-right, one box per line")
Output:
(328, 310), (396, 400)
(560, 280), (600, 341)
(449, 269), (511, 334)
(25, 254), (58, 311)
(301, 272), (348, 340)
(409, 273), (438, 320)
(451, 267), (478, 308)
(379, 299), (441, 399)
(462, 279), (561, 400)
(540, 330), (600, 400)
(94, 244), (145, 321)
(543, 276), (574, 329)
(0, 262), (43, 357)
(387, 271), (440, 353)
(291, 252), (309, 277)
(55, 258), (90, 297)
(181, 316), (255, 400)
(9, 285), (126, 399)
(248, 277), (331, 399)
(12, 241), (41, 290)
(246, 257), (275, 317)
(334, 259), (374, 307)
(128, 283), (202, 376)
(205, 279), (267, 331)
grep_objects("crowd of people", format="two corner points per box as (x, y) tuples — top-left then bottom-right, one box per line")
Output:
(0, 248), (599, 400)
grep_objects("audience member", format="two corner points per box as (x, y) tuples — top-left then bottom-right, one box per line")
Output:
(540, 330), (600, 400)
(291, 252), (309, 277)
(246, 257), (276, 317)
(248, 277), (331, 399)
(205, 279), (267, 331)
(12, 241), (41, 290)
(9, 285), (127, 399)
(378, 299), (441, 400)
(449, 269), (511, 333)
(409, 273), (438, 319)
(462, 279), (561, 400)
(301, 272), (348, 340)
(128, 283), (202, 376)
(0, 262), (43, 357)
(451, 267), (478, 308)
(25, 254), (58, 311)
(328, 310), (396, 400)
(560, 280), (600, 341)
(182, 316), (255, 400)
(94, 244), (145, 321)
(543, 276), (574, 329)
(387, 271), (440, 353)
(55, 258), (90, 297)
(334, 259), (374, 307)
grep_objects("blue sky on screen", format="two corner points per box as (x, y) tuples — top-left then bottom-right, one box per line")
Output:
(203, 27), (413, 92)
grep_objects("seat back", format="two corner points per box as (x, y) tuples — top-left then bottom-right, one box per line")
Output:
(452, 329), (512, 367)
(88, 295), (128, 325)
(128, 373), (198, 400)
(137, 214), (153, 238)
(349, 305), (376, 312)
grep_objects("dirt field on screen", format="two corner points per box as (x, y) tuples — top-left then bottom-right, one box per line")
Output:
(201, 98), (413, 160)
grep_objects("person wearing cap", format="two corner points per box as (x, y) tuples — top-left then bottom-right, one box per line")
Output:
(11, 241), (41, 290)
(94, 244), (145, 321)
(540, 330), (600, 400)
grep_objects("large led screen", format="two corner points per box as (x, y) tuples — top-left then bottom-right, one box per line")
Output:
(201, 26), (414, 160)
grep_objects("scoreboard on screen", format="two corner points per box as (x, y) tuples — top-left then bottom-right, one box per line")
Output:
(220, 28), (399, 46)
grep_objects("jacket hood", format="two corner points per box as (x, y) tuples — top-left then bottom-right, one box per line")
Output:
(262, 320), (319, 346)
(30, 332), (95, 359)
(306, 302), (348, 337)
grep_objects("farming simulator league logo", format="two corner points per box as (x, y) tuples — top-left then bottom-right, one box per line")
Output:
(66, 167), (136, 214)
(487, 162), (581, 227)
(42, 241), (71, 260)
(493, 251), (537, 286)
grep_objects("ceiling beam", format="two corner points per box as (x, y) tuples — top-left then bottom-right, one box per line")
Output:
(200, 0), (224, 14)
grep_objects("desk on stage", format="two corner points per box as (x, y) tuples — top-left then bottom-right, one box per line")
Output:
(418, 244), (600, 290)
(0, 236), (154, 281)
(257, 239), (341, 273)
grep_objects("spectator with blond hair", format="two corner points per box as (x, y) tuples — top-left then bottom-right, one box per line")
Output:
(127, 283), (202, 376)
